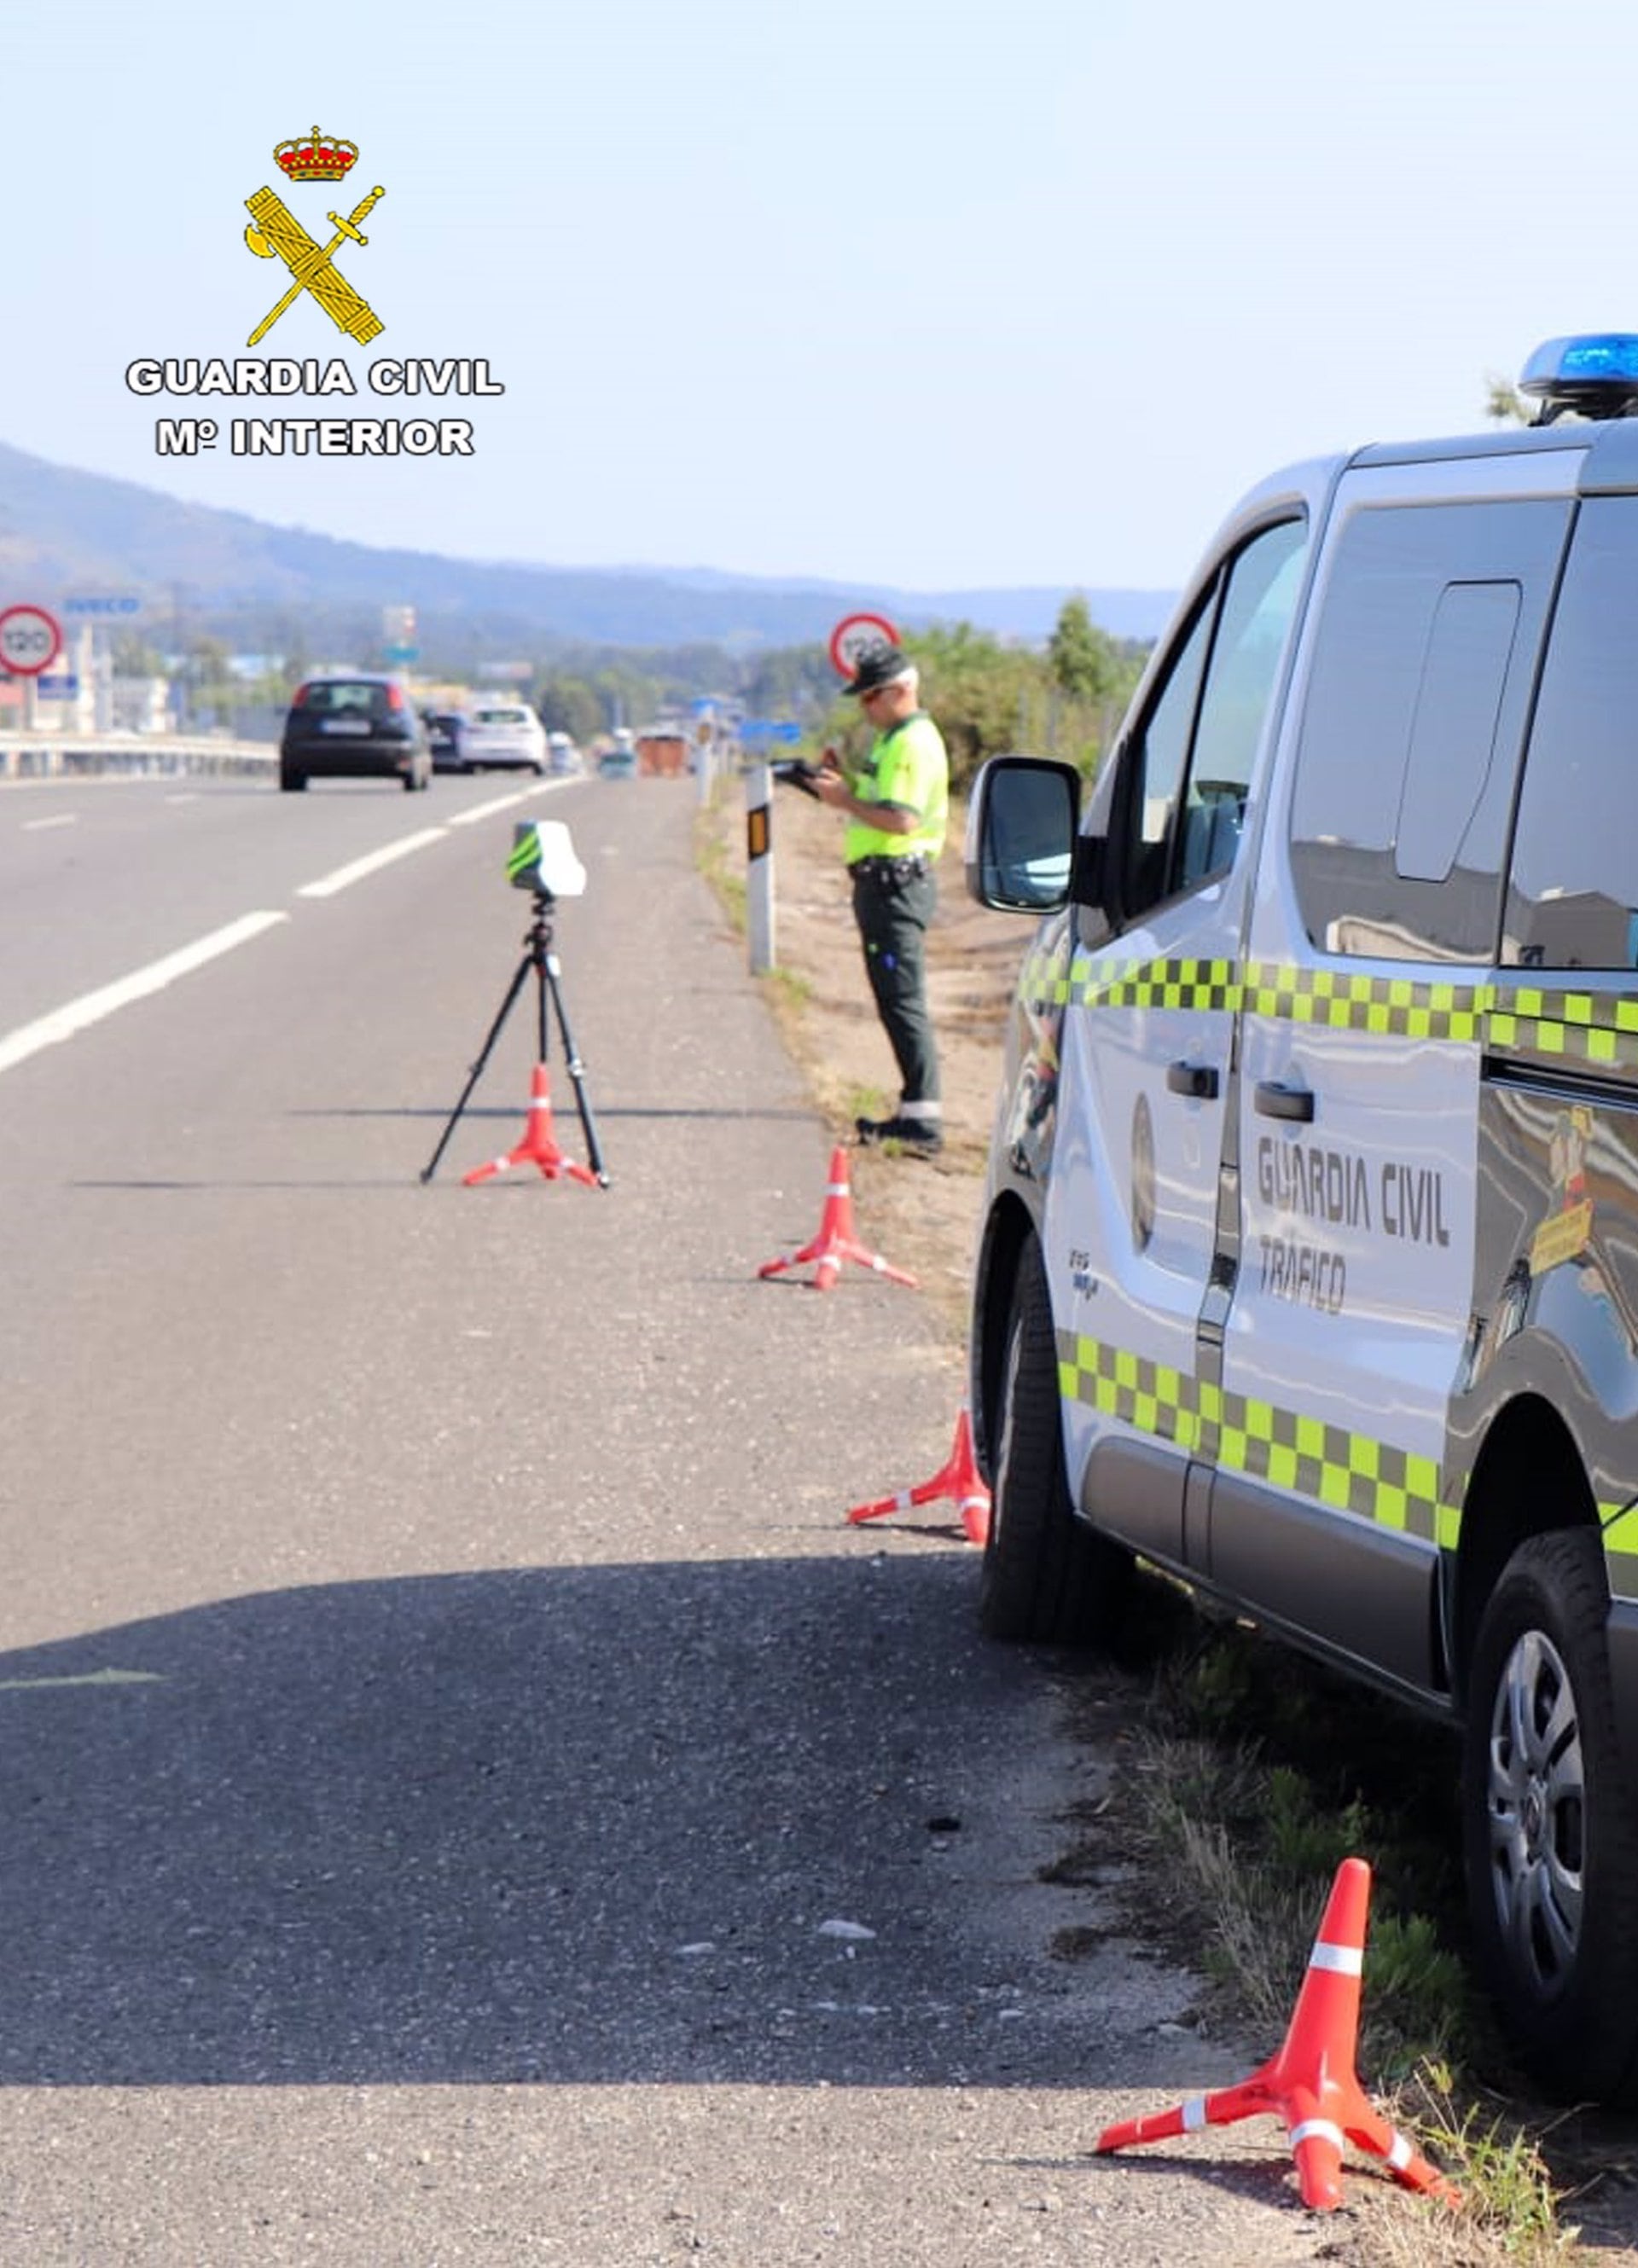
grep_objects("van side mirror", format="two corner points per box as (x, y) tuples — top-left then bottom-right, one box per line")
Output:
(964, 756), (1081, 913)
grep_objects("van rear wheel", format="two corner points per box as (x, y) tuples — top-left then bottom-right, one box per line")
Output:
(979, 1235), (1130, 1644)
(1462, 1528), (1638, 2104)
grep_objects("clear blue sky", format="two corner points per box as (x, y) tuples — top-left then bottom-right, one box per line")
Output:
(4, 0), (1629, 599)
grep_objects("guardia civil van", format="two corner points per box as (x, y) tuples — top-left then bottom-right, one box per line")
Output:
(965, 335), (1638, 2105)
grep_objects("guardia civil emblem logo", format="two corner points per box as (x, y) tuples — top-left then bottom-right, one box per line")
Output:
(242, 126), (386, 347)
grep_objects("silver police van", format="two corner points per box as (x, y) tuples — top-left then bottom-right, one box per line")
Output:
(966, 335), (1638, 2105)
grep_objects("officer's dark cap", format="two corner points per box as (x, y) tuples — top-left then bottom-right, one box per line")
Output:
(842, 646), (914, 697)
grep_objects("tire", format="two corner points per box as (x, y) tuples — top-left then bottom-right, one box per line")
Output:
(279, 764), (305, 792)
(1461, 1528), (1638, 2103)
(979, 1234), (1130, 1644)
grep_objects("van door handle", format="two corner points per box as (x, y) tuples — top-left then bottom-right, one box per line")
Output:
(1255, 1080), (1315, 1122)
(1167, 1060), (1219, 1099)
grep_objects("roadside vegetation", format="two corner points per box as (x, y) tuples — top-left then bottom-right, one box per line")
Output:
(1081, 1583), (1590, 2263)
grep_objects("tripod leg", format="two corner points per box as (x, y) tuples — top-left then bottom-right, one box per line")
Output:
(420, 950), (534, 1182)
(543, 954), (610, 1186)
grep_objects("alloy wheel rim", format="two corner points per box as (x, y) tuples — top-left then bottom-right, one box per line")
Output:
(1485, 1627), (1585, 1998)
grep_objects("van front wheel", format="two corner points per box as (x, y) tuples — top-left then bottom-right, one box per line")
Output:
(1462, 1528), (1638, 2104)
(979, 1235), (1130, 1645)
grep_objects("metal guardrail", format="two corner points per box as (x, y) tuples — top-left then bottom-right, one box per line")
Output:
(0, 735), (276, 782)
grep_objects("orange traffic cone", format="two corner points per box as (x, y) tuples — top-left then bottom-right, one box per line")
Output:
(845, 1402), (991, 1544)
(462, 1064), (598, 1187)
(758, 1146), (918, 1291)
(1095, 1858), (1461, 2213)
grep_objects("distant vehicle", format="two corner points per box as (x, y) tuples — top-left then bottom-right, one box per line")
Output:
(636, 727), (690, 778)
(597, 742), (638, 780)
(425, 711), (469, 774)
(546, 730), (583, 776)
(461, 702), (549, 774)
(280, 674), (432, 793)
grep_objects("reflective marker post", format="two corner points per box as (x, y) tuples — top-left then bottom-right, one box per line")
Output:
(746, 761), (775, 974)
(740, 719), (802, 977)
(691, 702), (717, 809)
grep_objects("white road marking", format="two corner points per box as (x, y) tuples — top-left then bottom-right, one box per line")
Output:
(0, 787), (565, 1074)
(296, 827), (446, 899)
(21, 814), (76, 832)
(447, 780), (566, 827)
(0, 912), (289, 1076)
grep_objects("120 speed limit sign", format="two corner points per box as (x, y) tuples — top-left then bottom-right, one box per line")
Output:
(828, 612), (900, 680)
(0, 605), (62, 676)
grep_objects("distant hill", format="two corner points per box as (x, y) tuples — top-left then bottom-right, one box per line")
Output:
(0, 439), (1176, 656)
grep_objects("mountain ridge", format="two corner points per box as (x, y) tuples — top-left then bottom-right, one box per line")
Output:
(0, 439), (1176, 653)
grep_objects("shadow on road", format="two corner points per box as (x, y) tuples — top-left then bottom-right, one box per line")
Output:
(0, 1553), (1095, 2091)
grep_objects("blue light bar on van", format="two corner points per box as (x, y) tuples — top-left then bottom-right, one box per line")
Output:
(1519, 334), (1638, 415)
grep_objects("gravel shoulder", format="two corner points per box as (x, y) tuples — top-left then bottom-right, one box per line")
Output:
(727, 781), (1024, 1341)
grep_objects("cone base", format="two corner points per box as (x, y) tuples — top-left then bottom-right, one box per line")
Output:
(758, 1145), (917, 1290)
(461, 1067), (596, 1189)
(1093, 1859), (1461, 2213)
(845, 1406), (991, 1543)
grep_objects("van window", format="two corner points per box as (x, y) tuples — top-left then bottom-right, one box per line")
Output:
(1288, 499), (1571, 961)
(1116, 516), (1307, 920)
(1508, 498), (1638, 969)
(1397, 582), (1521, 883)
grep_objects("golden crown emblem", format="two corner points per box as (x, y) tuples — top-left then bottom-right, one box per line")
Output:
(274, 125), (358, 183)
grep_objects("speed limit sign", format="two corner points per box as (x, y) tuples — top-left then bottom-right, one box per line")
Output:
(828, 611), (901, 681)
(0, 604), (62, 677)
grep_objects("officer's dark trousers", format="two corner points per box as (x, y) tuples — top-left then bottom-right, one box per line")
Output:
(851, 861), (940, 1111)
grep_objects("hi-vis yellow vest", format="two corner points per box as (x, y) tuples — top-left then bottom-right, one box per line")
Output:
(844, 712), (950, 865)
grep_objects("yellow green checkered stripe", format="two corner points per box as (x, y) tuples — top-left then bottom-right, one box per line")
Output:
(1058, 1330), (1461, 1548)
(1486, 986), (1638, 1067)
(1018, 942), (1076, 1010)
(1014, 955), (1638, 1067)
(1602, 1501), (1638, 1570)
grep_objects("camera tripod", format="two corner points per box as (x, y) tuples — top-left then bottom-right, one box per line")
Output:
(421, 889), (609, 1187)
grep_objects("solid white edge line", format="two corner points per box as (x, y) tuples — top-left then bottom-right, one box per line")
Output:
(0, 911), (289, 1076)
(296, 827), (447, 899)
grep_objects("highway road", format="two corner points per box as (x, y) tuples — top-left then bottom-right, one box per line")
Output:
(0, 769), (1350, 2265)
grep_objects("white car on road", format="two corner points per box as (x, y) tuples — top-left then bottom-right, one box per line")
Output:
(461, 702), (549, 774)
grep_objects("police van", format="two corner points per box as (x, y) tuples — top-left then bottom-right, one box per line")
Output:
(965, 336), (1638, 2106)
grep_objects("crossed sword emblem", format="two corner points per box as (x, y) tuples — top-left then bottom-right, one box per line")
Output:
(242, 183), (386, 347)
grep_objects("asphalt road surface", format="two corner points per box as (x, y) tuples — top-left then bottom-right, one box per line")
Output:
(0, 769), (1375, 2265)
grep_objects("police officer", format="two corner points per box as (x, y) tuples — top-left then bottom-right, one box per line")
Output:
(814, 647), (950, 1155)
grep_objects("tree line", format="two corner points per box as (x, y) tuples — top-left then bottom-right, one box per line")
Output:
(115, 597), (1152, 783)
(533, 597), (1150, 792)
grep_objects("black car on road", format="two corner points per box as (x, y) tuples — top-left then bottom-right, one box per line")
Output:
(280, 676), (433, 793)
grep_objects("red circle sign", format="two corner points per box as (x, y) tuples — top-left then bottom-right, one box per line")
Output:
(828, 612), (900, 680)
(0, 604), (62, 677)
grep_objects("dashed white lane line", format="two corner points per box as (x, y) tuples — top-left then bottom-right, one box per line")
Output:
(0, 912), (289, 1076)
(445, 785), (549, 827)
(21, 814), (77, 832)
(295, 827), (448, 900)
(0, 784), (567, 1074)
